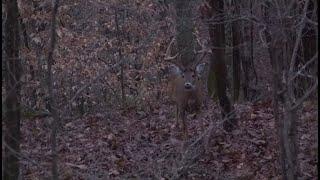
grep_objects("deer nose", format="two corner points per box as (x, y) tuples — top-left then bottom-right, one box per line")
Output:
(184, 82), (192, 89)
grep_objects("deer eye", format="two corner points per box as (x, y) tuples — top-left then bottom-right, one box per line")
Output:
(192, 74), (195, 78)
(182, 74), (185, 78)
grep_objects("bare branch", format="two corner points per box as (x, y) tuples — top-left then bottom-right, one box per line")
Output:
(306, 17), (318, 26)
(289, 0), (310, 73)
(290, 78), (318, 111)
(289, 52), (318, 82)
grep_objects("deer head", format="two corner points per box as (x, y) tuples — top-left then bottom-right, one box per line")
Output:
(169, 63), (206, 91)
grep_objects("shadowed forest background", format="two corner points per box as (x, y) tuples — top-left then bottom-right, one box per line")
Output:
(2, 0), (318, 179)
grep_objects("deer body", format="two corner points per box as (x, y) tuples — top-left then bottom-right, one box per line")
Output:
(169, 64), (205, 139)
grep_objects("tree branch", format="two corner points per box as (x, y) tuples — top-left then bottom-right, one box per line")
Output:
(289, 0), (310, 73)
(290, 78), (318, 111)
(289, 52), (318, 82)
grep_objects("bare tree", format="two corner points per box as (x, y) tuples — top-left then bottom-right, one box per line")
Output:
(47, 0), (60, 179)
(240, 0), (258, 101)
(263, 0), (318, 179)
(3, 0), (22, 179)
(115, 7), (126, 109)
(231, 0), (241, 102)
(201, 0), (236, 132)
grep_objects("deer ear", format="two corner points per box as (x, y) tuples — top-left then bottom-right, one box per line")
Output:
(169, 64), (182, 76)
(196, 63), (206, 76)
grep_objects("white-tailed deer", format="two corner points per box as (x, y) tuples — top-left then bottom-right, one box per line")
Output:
(165, 38), (207, 139)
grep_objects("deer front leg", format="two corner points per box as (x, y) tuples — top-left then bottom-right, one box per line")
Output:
(175, 104), (180, 129)
(180, 108), (187, 140)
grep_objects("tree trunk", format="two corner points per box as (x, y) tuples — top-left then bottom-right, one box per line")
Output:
(3, 0), (22, 179)
(231, 0), (241, 102)
(239, 0), (258, 101)
(249, 0), (257, 86)
(265, 26), (288, 180)
(206, 0), (236, 132)
(174, 0), (195, 66)
(115, 8), (126, 108)
(263, 1), (300, 179)
(47, 0), (60, 179)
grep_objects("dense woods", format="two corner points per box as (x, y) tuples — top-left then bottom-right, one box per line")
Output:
(2, 0), (318, 179)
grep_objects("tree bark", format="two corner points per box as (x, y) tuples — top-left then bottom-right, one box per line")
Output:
(231, 0), (241, 102)
(249, 0), (257, 86)
(174, 0), (195, 66)
(3, 0), (22, 179)
(206, 0), (236, 132)
(264, 26), (290, 180)
(115, 8), (126, 108)
(239, 0), (258, 101)
(263, 1), (303, 179)
(47, 0), (60, 179)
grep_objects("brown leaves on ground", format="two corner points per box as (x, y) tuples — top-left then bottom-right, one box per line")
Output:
(20, 99), (318, 179)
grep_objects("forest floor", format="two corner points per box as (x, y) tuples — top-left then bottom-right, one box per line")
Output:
(21, 98), (318, 179)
